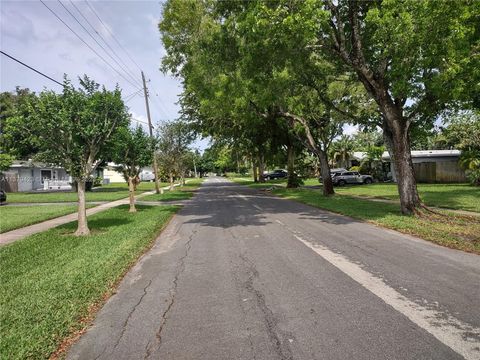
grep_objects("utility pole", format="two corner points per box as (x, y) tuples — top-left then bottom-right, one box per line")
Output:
(142, 71), (161, 194)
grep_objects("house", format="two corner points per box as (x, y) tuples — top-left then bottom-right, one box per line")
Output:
(345, 150), (466, 183)
(0, 160), (104, 192)
(384, 150), (466, 183)
(1, 160), (71, 192)
(102, 163), (154, 184)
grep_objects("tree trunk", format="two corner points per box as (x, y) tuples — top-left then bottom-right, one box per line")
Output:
(75, 179), (90, 236)
(286, 144), (297, 188)
(252, 162), (258, 182)
(384, 121), (421, 214)
(128, 176), (136, 213)
(318, 150), (334, 196)
(258, 154), (265, 183)
(169, 173), (174, 190)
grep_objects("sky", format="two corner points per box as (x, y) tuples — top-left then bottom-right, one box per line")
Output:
(0, 0), (210, 149)
(0, 0), (356, 153)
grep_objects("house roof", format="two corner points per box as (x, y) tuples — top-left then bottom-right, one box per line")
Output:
(10, 160), (64, 169)
(352, 150), (461, 161)
(382, 150), (461, 160)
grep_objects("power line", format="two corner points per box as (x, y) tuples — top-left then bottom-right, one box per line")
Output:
(124, 89), (143, 103)
(131, 117), (151, 126)
(66, 0), (141, 86)
(1, 50), (146, 128)
(57, 0), (140, 87)
(39, 0), (141, 90)
(1, 50), (64, 87)
(84, 0), (143, 72)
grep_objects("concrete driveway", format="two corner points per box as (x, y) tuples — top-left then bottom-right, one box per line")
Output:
(68, 177), (480, 360)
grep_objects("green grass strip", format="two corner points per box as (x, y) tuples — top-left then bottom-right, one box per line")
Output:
(0, 205), (80, 233)
(0, 204), (178, 359)
(141, 190), (194, 202)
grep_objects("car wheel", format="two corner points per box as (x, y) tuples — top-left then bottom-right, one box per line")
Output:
(338, 180), (346, 186)
(364, 178), (372, 184)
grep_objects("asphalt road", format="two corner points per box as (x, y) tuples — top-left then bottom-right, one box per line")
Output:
(68, 177), (480, 360)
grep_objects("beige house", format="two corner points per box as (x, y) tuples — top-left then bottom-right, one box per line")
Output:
(384, 150), (466, 183)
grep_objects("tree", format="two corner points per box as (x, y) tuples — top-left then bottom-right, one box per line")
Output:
(0, 153), (14, 172)
(33, 76), (129, 235)
(111, 126), (153, 212)
(156, 121), (194, 189)
(0, 88), (41, 159)
(443, 111), (480, 185)
(331, 135), (355, 169)
(318, 0), (478, 213)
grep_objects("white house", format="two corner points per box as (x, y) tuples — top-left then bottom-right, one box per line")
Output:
(1, 160), (72, 192)
(1, 160), (106, 192)
(102, 163), (155, 184)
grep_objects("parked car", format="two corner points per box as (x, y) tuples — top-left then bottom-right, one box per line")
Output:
(262, 169), (288, 180)
(318, 168), (346, 182)
(0, 190), (6, 203)
(331, 171), (373, 186)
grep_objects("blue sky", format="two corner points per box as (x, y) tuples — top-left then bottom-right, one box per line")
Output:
(1, 0), (215, 146)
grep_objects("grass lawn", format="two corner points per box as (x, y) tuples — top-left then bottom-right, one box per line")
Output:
(142, 189), (195, 202)
(0, 205), (81, 233)
(333, 183), (480, 213)
(236, 177), (479, 213)
(5, 181), (191, 203)
(0, 204), (178, 359)
(141, 178), (204, 202)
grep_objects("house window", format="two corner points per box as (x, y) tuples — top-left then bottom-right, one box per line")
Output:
(41, 170), (52, 184)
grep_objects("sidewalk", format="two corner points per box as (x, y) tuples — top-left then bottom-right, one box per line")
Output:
(0, 184), (181, 246)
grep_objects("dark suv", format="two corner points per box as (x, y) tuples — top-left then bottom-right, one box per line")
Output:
(332, 171), (373, 186)
(262, 169), (288, 180)
(0, 190), (6, 203)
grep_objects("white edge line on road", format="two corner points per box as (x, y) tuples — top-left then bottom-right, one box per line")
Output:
(235, 192), (263, 211)
(288, 232), (480, 360)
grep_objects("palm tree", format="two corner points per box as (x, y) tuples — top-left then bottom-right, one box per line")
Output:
(459, 149), (480, 186)
(331, 135), (355, 168)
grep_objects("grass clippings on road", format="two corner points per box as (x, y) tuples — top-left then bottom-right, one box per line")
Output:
(0, 205), (80, 233)
(273, 188), (480, 254)
(0, 204), (178, 359)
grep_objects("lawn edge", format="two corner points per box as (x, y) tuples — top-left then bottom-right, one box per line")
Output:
(48, 205), (180, 360)
(0, 205), (96, 234)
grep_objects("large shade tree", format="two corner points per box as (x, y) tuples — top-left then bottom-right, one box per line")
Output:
(317, 0), (479, 213)
(33, 76), (129, 235)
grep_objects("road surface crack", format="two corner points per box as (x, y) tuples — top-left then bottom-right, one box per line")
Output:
(239, 253), (293, 360)
(144, 230), (196, 359)
(111, 279), (153, 351)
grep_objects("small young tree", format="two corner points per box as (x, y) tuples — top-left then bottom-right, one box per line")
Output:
(34, 76), (129, 235)
(111, 126), (153, 212)
(156, 121), (194, 190)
